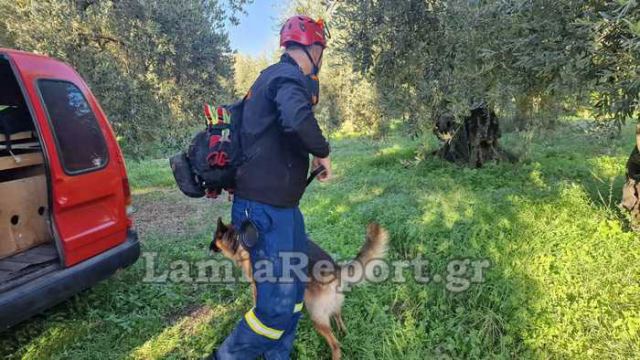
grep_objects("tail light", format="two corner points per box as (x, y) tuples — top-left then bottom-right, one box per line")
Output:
(122, 177), (132, 205)
(114, 144), (133, 228)
(122, 177), (134, 228)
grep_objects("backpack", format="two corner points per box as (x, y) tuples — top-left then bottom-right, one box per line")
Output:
(170, 99), (246, 198)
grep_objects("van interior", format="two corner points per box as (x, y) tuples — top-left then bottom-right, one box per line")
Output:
(0, 56), (59, 292)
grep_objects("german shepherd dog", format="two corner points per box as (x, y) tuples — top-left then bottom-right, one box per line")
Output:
(211, 218), (389, 360)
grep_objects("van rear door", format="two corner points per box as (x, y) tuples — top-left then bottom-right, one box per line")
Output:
(5, 51), (130, 266)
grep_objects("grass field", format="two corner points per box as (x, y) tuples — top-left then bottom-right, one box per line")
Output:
(1, 121), (639, 359)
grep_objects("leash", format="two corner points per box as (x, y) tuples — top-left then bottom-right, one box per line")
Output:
(306, 164), (326, 187)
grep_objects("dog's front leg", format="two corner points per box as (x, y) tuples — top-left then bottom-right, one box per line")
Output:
(251, 282), (257, 305)
(238, 256), (256, 305)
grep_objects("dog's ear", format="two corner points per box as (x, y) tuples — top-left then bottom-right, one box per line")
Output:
(216, 217), (228, 234)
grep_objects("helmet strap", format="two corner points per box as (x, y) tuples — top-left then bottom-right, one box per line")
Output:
(302, 46), (322, 75)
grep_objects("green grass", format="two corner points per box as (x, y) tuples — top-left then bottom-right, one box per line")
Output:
(126, 159), (176, 193)
(1, 121), (639, 359)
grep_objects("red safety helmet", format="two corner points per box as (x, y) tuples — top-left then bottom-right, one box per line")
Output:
(280, 15), (328, 48)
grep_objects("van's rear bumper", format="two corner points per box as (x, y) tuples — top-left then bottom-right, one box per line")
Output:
(0, 231), (140, 330)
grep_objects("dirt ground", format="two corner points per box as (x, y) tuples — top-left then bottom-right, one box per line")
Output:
(133, 189), (231, 237)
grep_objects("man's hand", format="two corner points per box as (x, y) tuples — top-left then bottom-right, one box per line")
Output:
(312, 156), (332, 182)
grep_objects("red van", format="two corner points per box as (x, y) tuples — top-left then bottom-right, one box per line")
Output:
(0, 49), (140, 329)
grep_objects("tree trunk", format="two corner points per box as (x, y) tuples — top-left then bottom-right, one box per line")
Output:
(620, 124), (640, 229)
(433, 104), (514, 168)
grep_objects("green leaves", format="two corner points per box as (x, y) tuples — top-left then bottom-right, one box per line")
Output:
(0, 0), (244, 158)
(333, 0), (640, 131)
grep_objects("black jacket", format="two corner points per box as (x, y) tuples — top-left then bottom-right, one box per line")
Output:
(235, 54), (330, 207)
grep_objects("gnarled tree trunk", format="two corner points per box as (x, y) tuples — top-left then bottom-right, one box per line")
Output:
(433, 104), (514, 168)
(620, 124), (640, 229)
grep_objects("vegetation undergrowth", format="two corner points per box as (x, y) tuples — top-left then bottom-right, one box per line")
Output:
(1, 121), (638, 359)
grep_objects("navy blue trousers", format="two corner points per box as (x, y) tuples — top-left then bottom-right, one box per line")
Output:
(215, 197), (308, 359)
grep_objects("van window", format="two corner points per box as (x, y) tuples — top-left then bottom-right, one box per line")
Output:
(38, 80), (108, 174)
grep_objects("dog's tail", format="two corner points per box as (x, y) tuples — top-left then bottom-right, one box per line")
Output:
(339, 223), (389, 288)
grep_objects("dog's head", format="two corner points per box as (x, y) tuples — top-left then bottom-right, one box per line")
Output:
(210, 217), (241, 257)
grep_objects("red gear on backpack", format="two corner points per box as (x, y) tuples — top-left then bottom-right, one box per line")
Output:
(280, 15), (327, 48)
